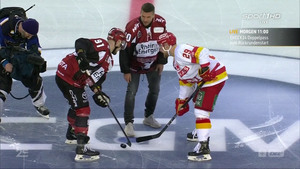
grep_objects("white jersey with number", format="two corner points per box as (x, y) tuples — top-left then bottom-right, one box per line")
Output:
(173, 44), (228, 99)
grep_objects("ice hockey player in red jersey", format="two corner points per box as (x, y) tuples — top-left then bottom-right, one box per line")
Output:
(119, 2), (168, 137)
(55, 28), (126, 162)
(157, 32), (228, 161)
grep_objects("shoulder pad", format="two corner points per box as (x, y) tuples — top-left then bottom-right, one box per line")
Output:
(154, 14), (166, 24)
(125, 17), (141, 35)
(89, 38), (109, 52)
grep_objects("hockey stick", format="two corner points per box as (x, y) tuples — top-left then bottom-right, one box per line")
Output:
(86, 70), (131, 147)
(136, 80), (206, 143)
(25, 4), (36, 12)
(103, 99), (132, 147)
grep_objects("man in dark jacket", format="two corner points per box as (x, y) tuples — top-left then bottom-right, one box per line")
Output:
(119, 2), (168, 137)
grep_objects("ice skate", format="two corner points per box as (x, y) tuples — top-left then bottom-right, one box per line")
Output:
(188, 137), (212, 162)
(187, 129), (198, 142)
(143, 114), (161, 128)
(75, 134), (99, 162)
(75, 145), (100, 162)
(65, 124), (77, 144)
(35, 105), (50, 118)
(124, 122), (135, 137)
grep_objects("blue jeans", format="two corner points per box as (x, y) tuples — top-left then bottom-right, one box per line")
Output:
(124, 70), (161, 124)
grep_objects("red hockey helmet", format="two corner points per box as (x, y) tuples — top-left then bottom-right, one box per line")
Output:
(107, 27), (127, 49)
(157, 32), (177, 46)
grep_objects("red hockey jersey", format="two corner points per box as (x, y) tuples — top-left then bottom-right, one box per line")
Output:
(120, 14), (167, 73)
(56, 38), (113, 88)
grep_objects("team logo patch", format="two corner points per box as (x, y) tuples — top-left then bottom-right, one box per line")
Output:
(195, 91), (205, 107)
(137, 31), (142, 39)
(154, 27), (164, 33)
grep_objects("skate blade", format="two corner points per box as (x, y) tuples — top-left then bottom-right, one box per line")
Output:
(36, 111), (50, 119)
(186, 138), (198, 142)
(65, 140), (90, 145)
(65, 139), (77, 144)
(75, 155), (100, 162)
(188, 154), (212, 161)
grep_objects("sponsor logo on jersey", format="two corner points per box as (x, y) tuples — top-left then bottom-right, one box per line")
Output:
(132, 23), (140, 33)
(58, 60), (67, 70)
(154, 27), (164, 33)
(135, 41), (159, 58)
(178, 66), (190, 77)
(155, 17), (165, 23)
(91, 67), (105, 82)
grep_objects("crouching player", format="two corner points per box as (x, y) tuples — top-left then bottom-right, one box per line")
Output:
(55, 28), (126, 162)
(157, 32), (228, 161)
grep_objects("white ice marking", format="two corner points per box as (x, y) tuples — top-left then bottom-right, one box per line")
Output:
(100, 154), (117, 160)
(250, 115), (283, 129)
(0, 136), (18, 144)
(0, 117), (56, 123)
(1, 143), (52, 150)
(234, 128), (286, 145)
(211, 119), (300, 152)
(266, 99), (300, 160)
(88, 118), (176, 151)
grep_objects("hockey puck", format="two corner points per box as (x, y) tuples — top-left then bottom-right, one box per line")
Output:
(120, 143), (127, 148)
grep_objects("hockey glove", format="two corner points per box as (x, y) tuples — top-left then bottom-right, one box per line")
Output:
(76, 50), (89, 71)
(175, 98), (189, 116)
(199, 67), (217, 82)
(93, 91), (110, 107)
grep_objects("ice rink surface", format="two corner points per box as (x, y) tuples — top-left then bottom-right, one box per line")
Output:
(0, 0), (299, 168)
(0, 70), (299, 169)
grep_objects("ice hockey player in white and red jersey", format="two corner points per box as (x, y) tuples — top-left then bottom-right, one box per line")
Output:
(157, 32), (228, 161)
(55, 28), (126, 162)
(119, 2), (168, 137)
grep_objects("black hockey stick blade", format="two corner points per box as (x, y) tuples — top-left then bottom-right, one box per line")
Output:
(136, 113), (177, 142)
(136, 80), (206, 143)
(136, 134), (159, 142)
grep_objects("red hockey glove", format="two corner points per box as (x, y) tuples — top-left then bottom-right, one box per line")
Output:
(175, 98), (189, 116)
(199, 67), (217, 82)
